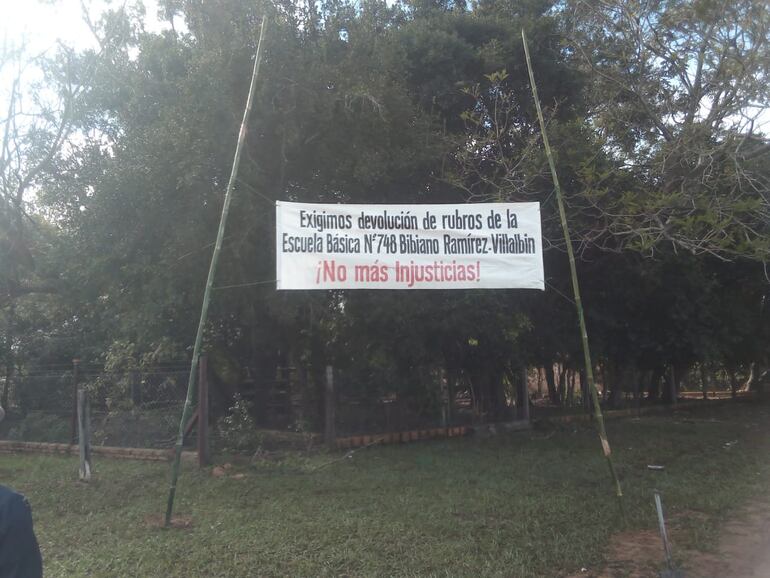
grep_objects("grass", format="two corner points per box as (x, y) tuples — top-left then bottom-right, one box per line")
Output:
(1, 401), (768, 577)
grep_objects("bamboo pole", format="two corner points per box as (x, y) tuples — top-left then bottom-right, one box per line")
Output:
(521, 30), (624, 515)
(164, 17), (267, 527)
(197, 354), (210, 468)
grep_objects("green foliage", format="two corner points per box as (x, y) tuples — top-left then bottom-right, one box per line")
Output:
(566, 0), (770, 260)
(4, 411), (71, 443)
(2, 0), (768, 427)
(82, 341), (138, 410)
(216, 394), (263, 452)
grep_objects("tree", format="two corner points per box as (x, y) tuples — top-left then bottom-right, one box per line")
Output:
(0, 31), (107, 403)
(566, 0), (770, 262)
(0, 41), (78, 309)
(8, 0), (767, 428)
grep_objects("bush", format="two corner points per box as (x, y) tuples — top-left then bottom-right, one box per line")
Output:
(5, 411), (70, 443)
(216, 395), (263, 452)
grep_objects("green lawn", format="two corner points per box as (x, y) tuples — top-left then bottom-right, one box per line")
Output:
(2, 402), (768, 577)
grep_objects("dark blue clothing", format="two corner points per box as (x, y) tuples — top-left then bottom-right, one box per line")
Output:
(0, 485), (43, 578)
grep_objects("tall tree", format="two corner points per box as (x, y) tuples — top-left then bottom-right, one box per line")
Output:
(566, 0), (770, 262)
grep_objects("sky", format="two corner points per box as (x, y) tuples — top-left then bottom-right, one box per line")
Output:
(1, 0), (766, 134)
(0, 0), (168, 208)
(0, 0), (167, 55)
(0, 0), (173, 129)
(1, 0), (98, 53)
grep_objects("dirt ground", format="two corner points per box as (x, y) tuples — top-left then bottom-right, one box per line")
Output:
(575, 498), (770, 577)
(684, 498), (770, 578)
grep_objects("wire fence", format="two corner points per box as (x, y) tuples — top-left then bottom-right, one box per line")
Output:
(1, 363), (189, 449)
(333, 373), (477, 437)
(3, 360), (746, 453)
(0, 360), (533, 452)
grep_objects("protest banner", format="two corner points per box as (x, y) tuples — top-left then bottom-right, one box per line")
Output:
(276, 201), (544, 290)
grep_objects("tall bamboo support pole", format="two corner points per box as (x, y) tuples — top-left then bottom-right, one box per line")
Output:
(521, 30), (624, 514)
(164, 17), (267, 527)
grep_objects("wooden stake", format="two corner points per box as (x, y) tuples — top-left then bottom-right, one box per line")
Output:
(77, 389), (91, 482)
(165, 16), (268, 527)
(521, 30), (624, 516)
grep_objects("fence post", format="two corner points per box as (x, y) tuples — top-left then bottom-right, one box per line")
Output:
(77, 389), (91, 482)
(324, 365), (336, 450)
(70, 358), (81, 444)
(197, 355), (210, 468)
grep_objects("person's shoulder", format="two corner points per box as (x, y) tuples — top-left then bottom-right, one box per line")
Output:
(0, 484), (18, 500)
(0, 485), (26, 508)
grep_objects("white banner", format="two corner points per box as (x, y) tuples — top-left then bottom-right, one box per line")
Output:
(276, 201), (544, 290)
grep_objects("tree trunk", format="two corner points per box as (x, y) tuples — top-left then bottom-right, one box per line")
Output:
(2, 304), (15, 409)
(742, 362), (755, 392)
(663, 364), (681, 405)
(580, 370), (590, 412)
(517, 367), (530, 421)
(536, 368), (543, 399)
(447, 368), (456, 426)
(633, 369), (644, 415)
(488, 367), (508, 421)
(545, 363), (559, 406)
(729, 368), (739, 399)
(1, 360), (12, 410)
(557, 364), (567, 406)
(605, 362), (622, 409)
(324, 366), (335, 450)
(748, 365), (768, 396)
(600, 363), (608, 403)
(608, 382), (622, 409)
(699, 363), (710, 400)
(567, 370), (576, 407)
(679, 363), (691, 392)
(648, 366), (663, 401)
